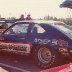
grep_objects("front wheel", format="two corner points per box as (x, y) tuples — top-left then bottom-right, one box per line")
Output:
(33, 45), (59, 69)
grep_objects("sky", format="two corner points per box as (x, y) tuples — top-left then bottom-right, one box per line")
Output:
(0, 0), (71, 19)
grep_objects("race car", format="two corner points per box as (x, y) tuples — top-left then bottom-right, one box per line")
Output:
(0, 20), (72, 69)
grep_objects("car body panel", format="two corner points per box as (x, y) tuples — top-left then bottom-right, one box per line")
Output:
(0, 20), (72, 55)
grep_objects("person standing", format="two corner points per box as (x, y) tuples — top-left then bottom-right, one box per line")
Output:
(19, 14), (25, 21)
(25, 14), (32, 20)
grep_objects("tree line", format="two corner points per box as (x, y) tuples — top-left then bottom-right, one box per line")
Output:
(43, 15), (72, 25)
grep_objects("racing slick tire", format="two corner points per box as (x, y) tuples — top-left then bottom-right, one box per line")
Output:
(32, 45), (59, 69)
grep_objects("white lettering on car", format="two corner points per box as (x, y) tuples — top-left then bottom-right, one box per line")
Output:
(34, 38), (68, 46)
(34, 38), (51, 44)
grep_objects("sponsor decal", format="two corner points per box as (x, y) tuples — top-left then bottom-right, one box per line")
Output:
(59, 48), (69, 57)
(52, 39), (58, 45)
(34, 38), (68, 46)
(34, 38), (51, 44)
(0, 42), (31, 53)
(57, 39), (68, 47)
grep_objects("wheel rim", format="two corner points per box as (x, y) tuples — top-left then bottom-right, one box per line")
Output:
(38, 47), (52, 64)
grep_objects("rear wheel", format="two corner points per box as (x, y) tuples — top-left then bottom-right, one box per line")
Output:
(33, 45), (59, 69)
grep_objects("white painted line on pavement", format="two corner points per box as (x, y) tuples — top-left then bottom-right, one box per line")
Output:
(0, 62), (30, 72)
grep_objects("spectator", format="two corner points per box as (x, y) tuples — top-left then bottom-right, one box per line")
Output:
(19, 14), (25, 21)
(25, 14), (32, 20)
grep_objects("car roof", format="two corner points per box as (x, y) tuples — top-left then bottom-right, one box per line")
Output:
(15, 20), (65, 25)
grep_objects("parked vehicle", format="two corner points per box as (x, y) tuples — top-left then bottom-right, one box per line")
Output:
(0, 20), (72, 69)
(0, 19), (15, 33)
(0, 21), (7, 33)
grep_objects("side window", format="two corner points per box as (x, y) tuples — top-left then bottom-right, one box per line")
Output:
(31, 24), (45, 33)
(6, 24), (29, 34)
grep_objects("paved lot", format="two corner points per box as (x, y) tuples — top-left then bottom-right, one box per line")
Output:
(0, 52), (71, 72)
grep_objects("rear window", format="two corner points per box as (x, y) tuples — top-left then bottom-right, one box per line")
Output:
(52, 24), (72, 34)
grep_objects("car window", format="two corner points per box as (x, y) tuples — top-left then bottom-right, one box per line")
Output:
(6, 23), (29, 34)
(53, 24), (72, 34)
(31, 24), (45, 33)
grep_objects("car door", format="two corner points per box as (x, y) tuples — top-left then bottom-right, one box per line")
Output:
(29, 24), (46, 44)
(0, 22), (32, 53)
(3, 23), (30, 42)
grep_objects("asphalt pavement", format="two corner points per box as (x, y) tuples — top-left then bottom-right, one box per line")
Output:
(0, 52), (71, 72)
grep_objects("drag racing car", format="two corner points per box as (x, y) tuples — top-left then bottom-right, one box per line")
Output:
(0, 20), (72, 69)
